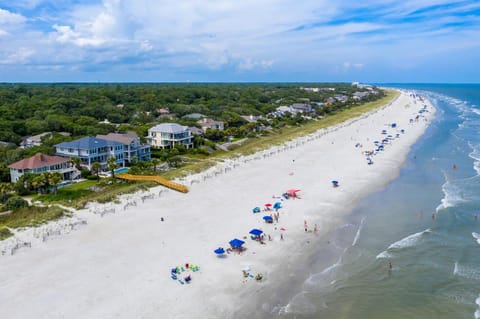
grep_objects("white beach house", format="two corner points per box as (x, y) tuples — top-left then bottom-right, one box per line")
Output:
(147, 123), (193, 149)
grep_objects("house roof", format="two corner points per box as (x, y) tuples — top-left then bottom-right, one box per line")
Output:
(9, 153), (70, 170)
(149, 123), (189, 134)
(28, 132), (52, 143)
(197, 118), (224, 126)
(189, 127), (204, 135)
(55, 136), (123, 150)
(96, 132), (139, 145)
(183, 113), (205, 119)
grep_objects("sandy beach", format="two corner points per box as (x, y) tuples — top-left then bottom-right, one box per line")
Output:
(0, 90), (435, 319)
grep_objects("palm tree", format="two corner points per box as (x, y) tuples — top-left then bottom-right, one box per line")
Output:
(0, 182), (12, 202)
(71, 157), (81, 170)
(151, 158), (160, 172)
(48, 172), (63, 195)
(107, 157), (117, 179)
(32, 174), (46, 194)
(92, 162), (101, 179)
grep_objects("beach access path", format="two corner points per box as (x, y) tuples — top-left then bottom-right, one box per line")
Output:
(0, 90), (434, 319)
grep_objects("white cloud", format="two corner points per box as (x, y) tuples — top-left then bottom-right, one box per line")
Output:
(0, 8), (26, 25)
(237, 58), (274, 71)
(0, 47), (35, 64)
(1, 0), (480, 80)
(343, 62), (364, 70)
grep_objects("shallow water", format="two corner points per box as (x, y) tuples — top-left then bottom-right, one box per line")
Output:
(265, 84), (480, 319)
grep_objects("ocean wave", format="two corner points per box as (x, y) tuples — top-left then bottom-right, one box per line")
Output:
(376, 250), (393, 259)
(279, 292), (317, 315)
(468, 142), (480, 176)
(351, 217), (366, 246)
(453, 262), (480, 281)
(387, 229), (431, 250)
(436, 177), (465, 212)
(471, 108), (480, 116)
(472, 233), (480, 245)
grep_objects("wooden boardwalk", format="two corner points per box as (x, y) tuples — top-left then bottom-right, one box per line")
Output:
(116, 173), (188, 193)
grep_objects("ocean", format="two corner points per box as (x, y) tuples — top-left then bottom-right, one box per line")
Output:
(268, 84), (480, 319)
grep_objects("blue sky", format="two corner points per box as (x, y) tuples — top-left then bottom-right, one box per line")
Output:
(0, 0), (479, 82)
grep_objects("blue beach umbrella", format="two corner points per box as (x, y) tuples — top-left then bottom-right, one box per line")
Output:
(229, 238), (245, 248)
(273, 202), (282, 210)
(249, 229), (263, 236)
(214, 247), (225, 255)
(252, 207), (261, 213)
(263, 215), (273, 223)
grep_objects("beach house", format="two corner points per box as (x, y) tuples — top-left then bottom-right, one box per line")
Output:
(55, 136), (125, 170)
(20, 132), (52, 149)
(147, 123), (193, 149)
(8, 153), (79, 183)
(96, 131), (151, 164)
(197, 118), (224, 132)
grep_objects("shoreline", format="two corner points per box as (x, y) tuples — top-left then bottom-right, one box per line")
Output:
(0, 90), (435, 318)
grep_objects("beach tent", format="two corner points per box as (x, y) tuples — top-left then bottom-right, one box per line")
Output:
(252, 207), (261, 213)
(249, 229), (263, 236)
(286, 189), (300, 196)
(263, 216), (273, 223)
(214, 247), (225, 255)
(229, 238), (245, 248)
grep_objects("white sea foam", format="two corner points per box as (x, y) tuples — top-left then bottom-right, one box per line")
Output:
(387, 229), (431, 250)
(436, 177), (464, 212)
(468, 142), (480, 176)
(351, 216), (366, 246)
(453, 263), (480, 281)
(471, 108), (480, 116)
(279, 292), (316, 315)
(472, 232), (480, 240)
(476, 295), (480, 306)
(376, 250), (393, 259)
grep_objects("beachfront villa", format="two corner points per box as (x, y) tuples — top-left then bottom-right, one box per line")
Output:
(96, 131), (151, 164)
(197, 118), (225, 132)
(147, 123), (193, 149)
(55, 136), (125, 170)
(8, 153), (79, 183)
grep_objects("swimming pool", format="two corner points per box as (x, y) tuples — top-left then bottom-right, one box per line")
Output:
(114, 167), (129, 174)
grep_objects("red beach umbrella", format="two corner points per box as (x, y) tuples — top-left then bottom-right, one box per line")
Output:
(265, 203), (272, 207)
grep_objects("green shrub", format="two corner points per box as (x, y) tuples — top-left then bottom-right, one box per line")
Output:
(0, 227), (13, 240)
(5, 196), (29, 210)
(87, 175), (99, 181)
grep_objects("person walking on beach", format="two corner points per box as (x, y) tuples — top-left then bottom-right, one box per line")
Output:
(304, 220), (308, 232)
